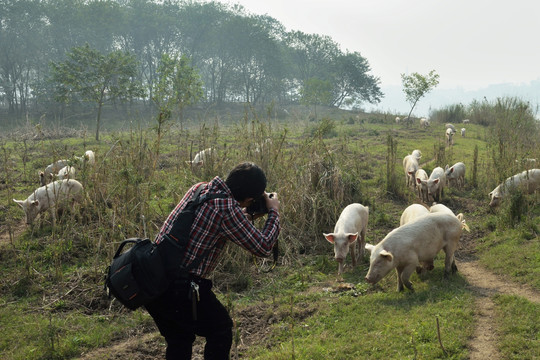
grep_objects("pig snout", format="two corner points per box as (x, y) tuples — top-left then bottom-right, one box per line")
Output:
(365, 276), (374, 284)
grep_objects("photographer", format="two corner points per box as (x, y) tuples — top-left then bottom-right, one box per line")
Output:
(145, 162), (280, 360)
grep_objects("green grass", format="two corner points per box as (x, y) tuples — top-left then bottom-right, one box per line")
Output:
(0, 103), (539, 359)
(237, 263), (474, 360)
(493, 295), (540, 360)
(0, 304), (154, 360)
(476, 226), (540, 291)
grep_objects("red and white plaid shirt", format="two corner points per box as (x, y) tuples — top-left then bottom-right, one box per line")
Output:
(155, 176), (280, 279)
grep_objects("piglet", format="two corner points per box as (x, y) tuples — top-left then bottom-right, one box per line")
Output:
(323, 203), (369, 275)
(13, 179), (84, 225)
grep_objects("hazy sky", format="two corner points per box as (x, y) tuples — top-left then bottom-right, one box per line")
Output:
(222, 0), (540, 91)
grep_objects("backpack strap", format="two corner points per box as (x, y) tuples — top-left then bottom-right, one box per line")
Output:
(159, 184), (227, 277)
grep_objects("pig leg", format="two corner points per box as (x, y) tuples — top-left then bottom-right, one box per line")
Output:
(350, 242), (357, 269)
(359, 228), (366, 260)
(396, 268), (404, 292)
(396, 265), (416, 292)
(452, 260), (458, 273)
(399, 265), (416, 292)
(443, 250), (456, 277)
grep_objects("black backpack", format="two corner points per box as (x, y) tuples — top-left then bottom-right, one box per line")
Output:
(105, 185), (226, 310)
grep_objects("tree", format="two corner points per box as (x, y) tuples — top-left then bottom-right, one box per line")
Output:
(50, 44), (144, 140)
(401, 70), (439, 125)
(222, 14), (285, 104)
(151, 53), (203, 164)
(0, 0), (48, 118)
(285, 31), (340, 84)
(300, 77), (333, 119)
(331, 51), (383, 108)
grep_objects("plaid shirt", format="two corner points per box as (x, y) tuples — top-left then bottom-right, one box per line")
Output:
(155, 176), (280, 279)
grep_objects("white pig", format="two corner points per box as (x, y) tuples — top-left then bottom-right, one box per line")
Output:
(415, 169), (429, 203)
(403, 154), (419, 189)
(57, 165), (76, 180)
(13, 179), (84, 225)
(446, 128), (455, 146)
(411, 149), (422, 161)
(445, 162), (466, 189)
(430, 203), (470, 232)
(78, 150), (96, 166)
(365, 213), (462, 292)
(323, 203), (369, 275)
(399, 204), (433, 272)
(418, 167), (446, 202)
(399, 204), (429, 227)
(41, 159), (70, 185)
(489, 169), (540, 207)
(186, 148), (216, 167)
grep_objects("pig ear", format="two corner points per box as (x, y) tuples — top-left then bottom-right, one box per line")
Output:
(445, 164), (449, 170)
(13, 199), (24, 208)
(488, 191), (493, 198)
(433, 179), (440, 184)
(347, 232), (359, 244)
(31, 200), (39, 207)
(323, 233), (335, 244)
(379, 250), (393, 262)
(365, 243), (374, 253)
(416, 177), (422, 184)
(450, 167), (455, 173)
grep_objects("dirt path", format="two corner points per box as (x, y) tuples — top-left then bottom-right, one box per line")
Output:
(456, 257), (540, 360)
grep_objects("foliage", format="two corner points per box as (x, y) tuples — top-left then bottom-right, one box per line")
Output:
(50, 44), (144, 140)
(401, 70), (440, 123)
(429, 103), (467, 124)
(152, 53), (204, 130)
(487, 97), (539, 183)
(300, 78), (333, 118)
(331, 51), (383, 108)
(468, 98), (495, 126)
(0, 0), (383, 125)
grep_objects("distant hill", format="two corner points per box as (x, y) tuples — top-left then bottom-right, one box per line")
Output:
(369, 78), (540, 118)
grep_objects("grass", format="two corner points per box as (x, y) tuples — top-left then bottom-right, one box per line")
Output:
(475, 218), (540, 291)
(236, 262), (474, 360)
(0, 102), (539, 358)
(0, 305), (155, 359)
(493, 295), (540, 360)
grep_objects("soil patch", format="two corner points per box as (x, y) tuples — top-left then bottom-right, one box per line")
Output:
(455, 257), (540, 360)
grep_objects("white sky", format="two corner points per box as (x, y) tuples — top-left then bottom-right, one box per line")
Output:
(222, 0), (540, 91)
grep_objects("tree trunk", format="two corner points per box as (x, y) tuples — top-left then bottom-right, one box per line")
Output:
(95, 103), (102, 141)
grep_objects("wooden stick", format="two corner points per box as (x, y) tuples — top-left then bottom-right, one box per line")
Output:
(436, 316), (448, 357)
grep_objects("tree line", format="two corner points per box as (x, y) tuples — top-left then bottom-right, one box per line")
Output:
(0, 0), (382, 127)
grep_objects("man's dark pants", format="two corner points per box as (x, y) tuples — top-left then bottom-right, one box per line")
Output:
(146, 278), (233, 359)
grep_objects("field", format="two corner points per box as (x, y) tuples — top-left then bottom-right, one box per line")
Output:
(0, 104), (539, 359)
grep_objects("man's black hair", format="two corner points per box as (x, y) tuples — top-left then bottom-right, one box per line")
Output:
(225, 162), (267, 201)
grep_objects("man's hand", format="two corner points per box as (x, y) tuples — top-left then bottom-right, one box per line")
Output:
(265, 192), (279, 212)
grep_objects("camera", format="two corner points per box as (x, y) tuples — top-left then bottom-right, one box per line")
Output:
(246, 193), (273, 215)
